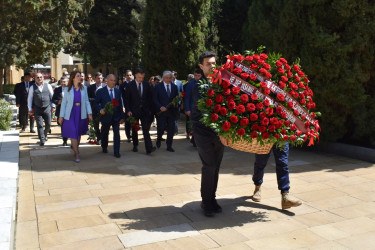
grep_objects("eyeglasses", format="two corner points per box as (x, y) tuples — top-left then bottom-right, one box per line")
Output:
(36, 76), (43, 79)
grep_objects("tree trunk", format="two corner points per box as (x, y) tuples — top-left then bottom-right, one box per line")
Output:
(0, 68), (4, 96)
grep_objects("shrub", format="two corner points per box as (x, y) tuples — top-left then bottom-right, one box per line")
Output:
(0, 99), (13, 130)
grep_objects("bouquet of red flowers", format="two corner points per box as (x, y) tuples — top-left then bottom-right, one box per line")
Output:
(198, 47), (321, 153)
(87, 98), (120, 143)
(157, 91), (185, 115)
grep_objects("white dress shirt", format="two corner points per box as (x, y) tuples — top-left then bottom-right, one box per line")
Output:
(27, 83), (55, 111)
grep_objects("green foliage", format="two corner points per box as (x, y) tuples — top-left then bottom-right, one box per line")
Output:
(142, 0), (209, 77)
(0, 99), (13, 130)
(2, 85), (15, 95)
(242, 0), (375, 147)
(87, 0), (142, 71)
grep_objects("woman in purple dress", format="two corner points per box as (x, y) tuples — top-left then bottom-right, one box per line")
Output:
(59, 71), (92, 162)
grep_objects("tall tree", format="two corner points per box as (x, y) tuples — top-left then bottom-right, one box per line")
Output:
(86, 0), (142, 74)
(142, 0), (209, 77)
(243, 0), (375, 147)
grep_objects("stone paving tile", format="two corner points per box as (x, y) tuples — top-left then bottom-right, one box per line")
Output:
(307, 224), (350, 241)
(38, 221), (58, 235)
(56, 214), (107, 231)
(329, 202), (375, 219)
(206, 228), (249, 246)
(293, 211), (345, 227)
(38, 206), (103, 223)
(305, 241), (349, 250)
(214, 242), (253, 250)
(44, 235), (125, 250)
(337, 231), (375, 249)
(328, 216), (375, 235)
(48, 184), (103, 195)
(15, 220), (39, 249)
(36, 197), (102, 213)
(35, 191), (94, 205)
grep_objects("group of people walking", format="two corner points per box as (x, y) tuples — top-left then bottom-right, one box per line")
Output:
(14, 51), (302, 216)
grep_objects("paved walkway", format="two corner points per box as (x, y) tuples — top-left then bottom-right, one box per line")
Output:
(15, 122), (375, 249)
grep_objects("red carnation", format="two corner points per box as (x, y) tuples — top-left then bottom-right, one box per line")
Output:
(284, 120), (290, 127)
(207, 89), (215, 96)
(259, 126), (266, 132)
(259, 68), (267, 75)
(290, 124), (296, 131)
(260, 81), (267, 88)
(233, 67), (242, 75)
(274, 133), (280, 139)
(214, 104), (221, 113)
(277, 68), (285, 74)
(287, 71), (293, 78)
(220, 107), (228, 116)
(256, 102), (264, 110)
(230, 115), (238, 123)
(245, 55), (253, 61)
(265, 72), (272, 78)
(226, 95), (235, 102)
(240, 117), (249, 126)
(253, 54), (260, 60)
(270, 117), (278, 125)
(290, 135), (297, 141)
(296, 130), (302, 136)
(276, 60), (283, 67)
(222, 122), (231, 131)
(250, 64), (259, 70)
(240, 94), (249, 103)
(264, 99), (270, 107)
(284, 64), (291, 70)
(223, 88), (231, 96)
(261, 117), (269, 126)
(215, 94), (224, 103)
(251, 94), (258, 101)
(298, 71), (305, 77)
(262, 132), (270, 140)
(298, 82), (306, 89)
(232, 87), (241, 95)
(250, 74), (257, 81)
(281, 76), (288, 82)
(206, 99), (213, 106)
(236, 104), (246, 114)
(251, 131), (258, 138)
(246, 103), (256, 112)
(294, 109), (299, 116)
(268, 125), (276, 132)
(211, 113), (218, 121)
(301, 114), (306, 121)
(283, 135), (289, 141)
(223, 80), (231, 88)
(237, 128), (245, 136)
(311, 112), (316, 119)
(260, 53), (268, 60)
(277, 93), (285, 101)
(281, 112), (287, 119)
(240, 73), (250, 80)
(293, 65), (300, 72)
(303, 77), (309, 83)
(276, 121), (283, 129)
(259, 112), (266, 119)
(279, 81), (286, 89)
(251, 123), (259, 130)
(281, 128), (286, 135)
(227, 102), (235, 111)
(280, 58), (287, 64)
(276, 107), (283, 114)
(250, 113), (258, 121)
(294, 76), (301, 82)
(287, 101), (294, 109)
(263, 63), (271, 70)
(263, 88), (270, 95)
(257, 59), (265, 65)
(266, 107), (274, 116)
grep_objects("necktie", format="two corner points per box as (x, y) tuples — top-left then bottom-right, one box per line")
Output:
(110, 89), (114, 99)
(167, 84), (171, 97)
(138, 83), (142, 97)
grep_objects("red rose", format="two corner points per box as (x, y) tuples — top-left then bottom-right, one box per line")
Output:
(228, 101), (236, 110)
(206, 99), (213, 106)
(298, 71), (305, 77)
(246, 103), (256, 111)
(276, 121), (283, 129)
(245, 55), (253, 61)
(287, 101), (294, 109)
(284, 120), (290, 127)
(250, 74), (257, 81)
(280, 58), (287, 64)
(281, 112), (287, 119)
(289, 82), (298, 91)
(259, 112), (266, 119)
(223, 80), (231, 88)
(240, 117), (249, 126)
(230, 115), (238, 123)
(296, 130), (302, 136)
(232, 87), (241, 95)
(240, 73), (250, 80)
(276, 107), (283, 114)
(250, 64), (259, 70)
(222, 121), (231, 131)
(298, 82), (306, 89)
(262, 132), (270, 139)
(237, 128), (245, 136)
(301, 114), (306, 120)
(266, 107), (274, 116)
(276, 60), (283, 67)
(240, 94), (249, 103)
(277, 93), (285, 101)
(270, 117), (278, 125)
(259, 68), (267, 75)
(283, 135), (289, 141)
(253, 54), (260, 60)
(226, 95), (235, 102)
(263, 88), (271, 95)
(294, 75), (301, 82)
(277, 68), (285, 74)
(281, 128), (286, 135)
(290, 135), (297, 141)
(294, 109), (299, 116)
(284, 64), (291, 70)
(274, 133), (280, 139)
(281, 76), (288, 82)
(261, 117), (269, 126)
(220, 107), (228, 116)
(303, 77), (309, 83)
(264, 99), (270, 107)
(263, 63), (271, 70)
(215, 94), (224, 103)
(236, 104), (245, 114)
(265, 72), (272, 78)
(211, 113), (218, 121)
(251, 94), (258, 101)
(260, 53), (268, 60)
(290, 124), (296, 131)
(259, 126), (266, 132)
(260, 81), (267, 88)
(214, 104), (221, 113)
(233, 67), (242, 75)
(250, 113), (258, 121)
(293, 65), (300, 71)
(207, 89), (215, 96)
(311, 112), (316, 119)
(251, 123), (259, 131)
(311, 102), (316, 109)
(257, 59), (265, 65)
(268, 125), (276, 132)
(279, 81), (286, 89)
(256, 102), (264, 110)
(251, 131), (258, 138)
(287, 71), (293, 78)
(223, 88), (231, 96)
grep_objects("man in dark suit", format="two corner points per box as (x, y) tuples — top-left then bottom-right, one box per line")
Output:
(88, 72), (106, 145)
(95, 74), (124, 158)
(125, 68), (156, 154)
(120, 70), (133, 142)
(153, 71), (179, 152)
(14, 72), (35, 132)
(80, 72), (91, 88)
(52, 76), (69, 146)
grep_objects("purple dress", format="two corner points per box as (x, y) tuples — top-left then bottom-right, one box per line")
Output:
(62, 89), (88, 139)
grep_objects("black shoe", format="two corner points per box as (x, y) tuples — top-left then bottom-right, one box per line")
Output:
(40, 141), (45, 146)
(49, 129), (51, 134)
(200, 202), (215, 217)
(127, 138), (131, 143)
(21, 127), (26, 132)
(146, 146), (156, 154)
(212, 199), (222, 213)
(161, 138), (166, 141)
(62, 142), (67, 146)
(167, 147), (175, 152)
(114, 152), (121, 158)
(133, 146), (138, 152)
(102, 148), (108, 153)
(156, 139), (161, 148)
(30, 129), (35, 133)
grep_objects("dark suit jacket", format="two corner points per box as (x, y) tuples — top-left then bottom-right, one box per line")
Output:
(52, 86), (64, 117)
(153, 82), (179, 119)
(14, 81), (35, 106)
(125, 80), (153, 118)
(95, 87), (124, 124)
(88, 84), (106, 115)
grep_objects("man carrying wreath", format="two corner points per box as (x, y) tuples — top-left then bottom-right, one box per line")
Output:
(95, 74), (124, 158)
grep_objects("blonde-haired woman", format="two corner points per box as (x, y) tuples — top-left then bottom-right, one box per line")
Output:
(59, 71), (92, 162)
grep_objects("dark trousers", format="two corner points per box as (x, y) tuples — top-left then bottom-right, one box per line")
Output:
(157, 114), (175, 148)
(34, 106), (51, 142)
(253, 143), (290, 193)
(93, 112), (102, 142)
(194, 125), (224, 203)
(57, 121), (67, 143)
(19, 105), (34, 129)
(124, 114), (131, 139)
(101, 119), (120, 154)
(132, 115), (152, 151)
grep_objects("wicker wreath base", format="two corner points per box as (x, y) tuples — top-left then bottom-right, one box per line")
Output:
(219, 137), (274, 154)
